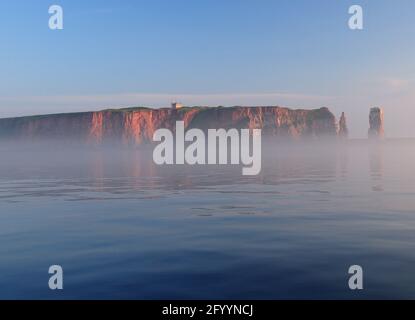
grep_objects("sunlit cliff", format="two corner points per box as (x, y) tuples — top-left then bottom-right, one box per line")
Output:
(0, 106), (338, 143)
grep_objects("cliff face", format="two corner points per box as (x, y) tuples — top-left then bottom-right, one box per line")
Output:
(0, 106), (338, 144)
(368, 107), (384, 139)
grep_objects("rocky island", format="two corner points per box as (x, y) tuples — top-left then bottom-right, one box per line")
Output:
(0, 105), (342, 144)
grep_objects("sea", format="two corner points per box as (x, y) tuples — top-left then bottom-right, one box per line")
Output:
(0, 139), (415, 299)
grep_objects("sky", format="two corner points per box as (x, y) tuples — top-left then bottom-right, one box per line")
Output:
(0, 0), (414, 138)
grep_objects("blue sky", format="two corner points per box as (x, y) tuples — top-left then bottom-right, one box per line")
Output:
(0, 0), (414, 137)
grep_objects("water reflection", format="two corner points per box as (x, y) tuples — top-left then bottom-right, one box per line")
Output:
(1, 141), (415, 299)
(0, 143), (343, 201)
(336, 145), (349, 180)
(369, 144), (384, 192)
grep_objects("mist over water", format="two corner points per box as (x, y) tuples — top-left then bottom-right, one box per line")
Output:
(1, 140), (415, 299)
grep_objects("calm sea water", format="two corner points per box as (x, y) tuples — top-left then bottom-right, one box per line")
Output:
(0, 140), (415, 299)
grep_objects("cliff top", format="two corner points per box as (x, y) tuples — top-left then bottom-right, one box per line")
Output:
(0, 105), (331, 121)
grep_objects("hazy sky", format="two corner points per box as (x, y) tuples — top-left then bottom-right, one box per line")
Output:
(0, 0), (414, 137)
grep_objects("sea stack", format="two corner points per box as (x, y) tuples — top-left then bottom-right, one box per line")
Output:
(368, 107), (384, 139)
(338, 112), (348, 139)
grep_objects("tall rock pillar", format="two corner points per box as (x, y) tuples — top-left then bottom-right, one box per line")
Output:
(368, 107), (384, 139)
(338, 112), (348, 138)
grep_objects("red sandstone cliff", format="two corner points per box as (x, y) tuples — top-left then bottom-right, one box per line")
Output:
(0, 106), (338, 144)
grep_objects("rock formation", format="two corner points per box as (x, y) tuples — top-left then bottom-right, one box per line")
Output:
(338, 112), (348, 139)
(368, 107), (384, 139)
(0, 106), (338, 144)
